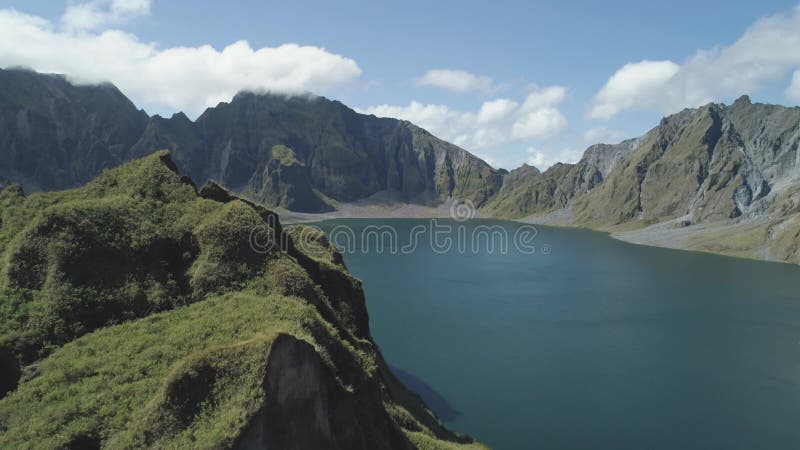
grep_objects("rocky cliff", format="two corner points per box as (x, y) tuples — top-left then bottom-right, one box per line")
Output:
(0, 68), (502, 213)
(0, 152), (485, 449)
(0, 68), (149, 191)
(488, 96), (800, 264)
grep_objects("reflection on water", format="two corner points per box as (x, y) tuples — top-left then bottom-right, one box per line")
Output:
(390, 365), (460, 422)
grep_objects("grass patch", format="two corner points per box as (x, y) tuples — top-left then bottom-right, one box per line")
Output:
(269, 144), (302, 166)
(0, 293), (316, 448)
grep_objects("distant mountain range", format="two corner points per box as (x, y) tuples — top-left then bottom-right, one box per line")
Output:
(2, 68), (799, 264)
(487, 96), (800, 265)
(0, 68), (502, 213)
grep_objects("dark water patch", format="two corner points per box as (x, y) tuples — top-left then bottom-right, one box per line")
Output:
(390, 365), (460, 422)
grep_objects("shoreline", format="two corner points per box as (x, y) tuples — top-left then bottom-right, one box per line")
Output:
(277, 206), (795, 266)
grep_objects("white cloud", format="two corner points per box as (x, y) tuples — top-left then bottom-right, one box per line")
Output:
(587, 60), (680, 119)
(511, 86), (568, 140)
(417, 69), (498, 94)
(511, 107), (567, 140)
(526, 146), (582, 171)
(477, 98), (518, 124)
(0, 6), (362, 116)
(362, 85), (568, 152)
(62, 0), (151, 31)
(520, 84), (567, 111)
(788, 70), (800, 101)
(588, 5), (800, 119)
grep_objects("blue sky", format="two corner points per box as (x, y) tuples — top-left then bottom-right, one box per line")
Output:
(1, 1), (799, 169)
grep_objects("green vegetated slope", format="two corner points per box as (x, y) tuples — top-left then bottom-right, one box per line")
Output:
(0, 151), (485, 450)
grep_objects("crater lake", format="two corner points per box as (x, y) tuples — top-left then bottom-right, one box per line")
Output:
(313, 218), (800, 450)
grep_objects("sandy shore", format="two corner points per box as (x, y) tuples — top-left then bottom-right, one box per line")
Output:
(276, 197), (494, 224)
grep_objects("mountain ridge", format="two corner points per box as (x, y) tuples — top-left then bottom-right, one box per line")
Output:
(2, 68), (800, 265)
(493, 95), (800, 264)
(0, 68), (503, 213)
(0, 150), (486, 449)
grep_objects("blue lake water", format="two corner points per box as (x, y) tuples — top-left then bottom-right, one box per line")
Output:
(317, 219), (800, 450)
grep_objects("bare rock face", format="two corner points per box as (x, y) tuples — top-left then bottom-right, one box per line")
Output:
(234, 334), (413, 450)
(582, 139), (640, 181)
(141, 94), (503, 212)
(0, 348), (19, 397)
(486, 95), (800, 263)
(0, 68), (502, 212)
(483, 139), (637, 219)
(0, 68), (149, 191)
(489, 96), (800, 227)
(576, 97), (799, 228)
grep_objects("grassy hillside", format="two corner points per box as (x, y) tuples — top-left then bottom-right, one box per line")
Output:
(0, 151), (485, 449)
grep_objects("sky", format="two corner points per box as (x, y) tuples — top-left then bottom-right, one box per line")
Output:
(1, 0), (799, 170)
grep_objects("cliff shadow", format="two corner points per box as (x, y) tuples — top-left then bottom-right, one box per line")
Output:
(389, 365), (460, 422)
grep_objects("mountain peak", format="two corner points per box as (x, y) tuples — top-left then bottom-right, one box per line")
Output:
(733, 94), (752, 106)
(230, 90), (320, 104)
(518, 163), (541, 174)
